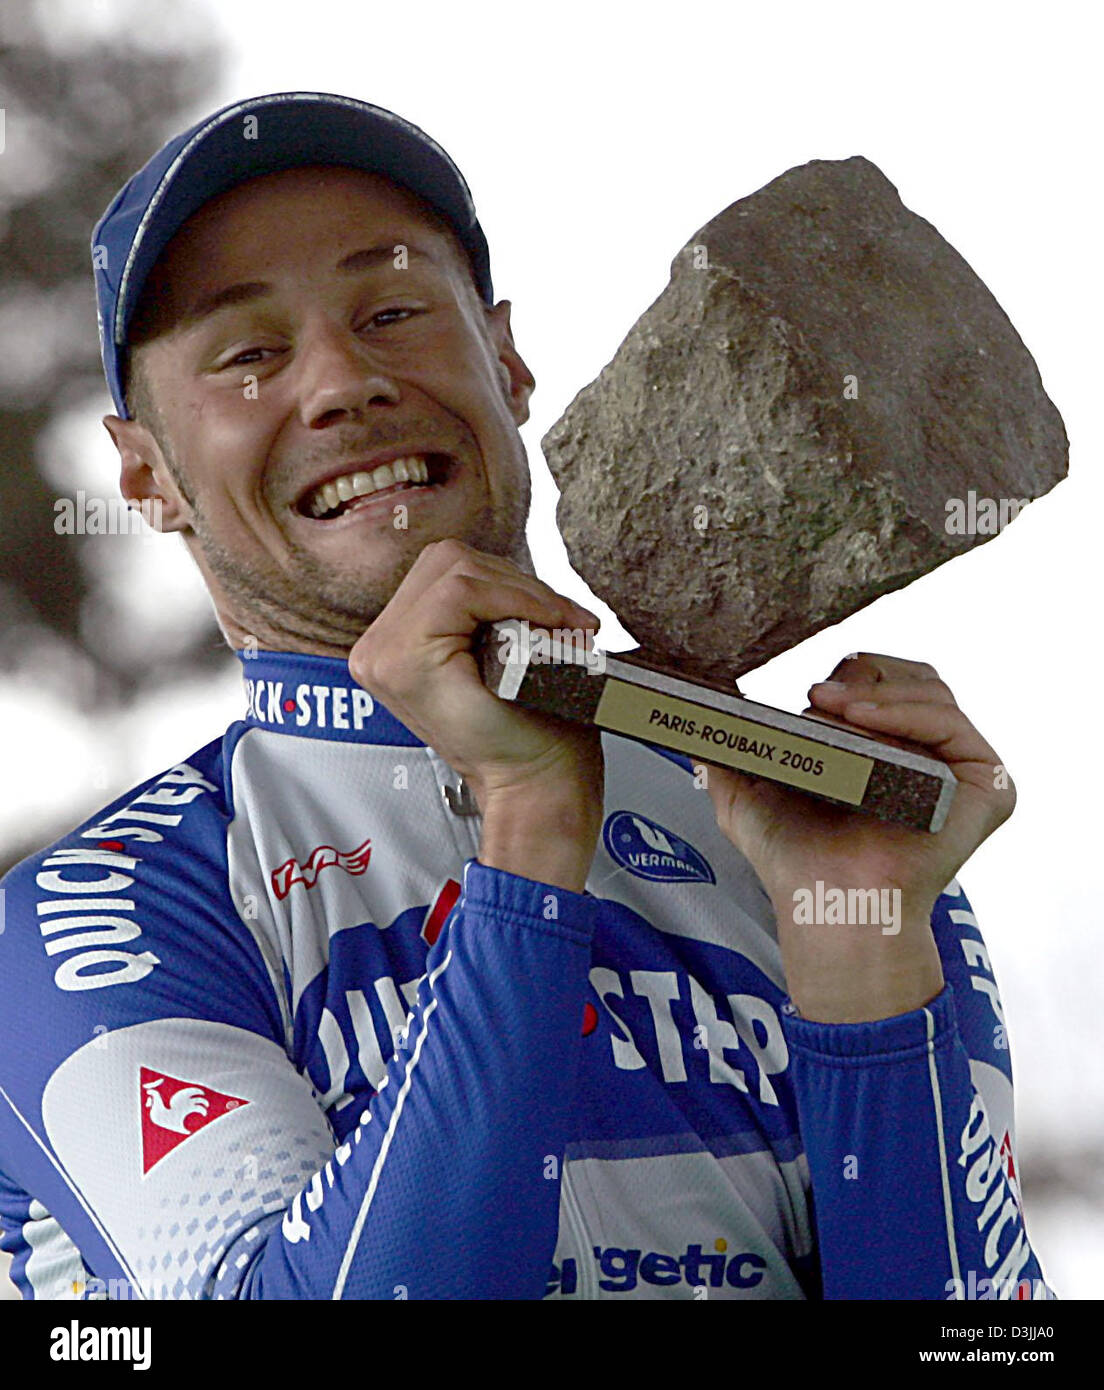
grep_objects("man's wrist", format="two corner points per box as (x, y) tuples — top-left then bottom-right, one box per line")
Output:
(775, 903), (945, 1023)
(478, 785), (601, 894)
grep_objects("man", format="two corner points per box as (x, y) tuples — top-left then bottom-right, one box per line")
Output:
(0, 91), (1050, 1300)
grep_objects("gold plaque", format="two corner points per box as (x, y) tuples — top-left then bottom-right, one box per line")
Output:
(594, 679), (874, 806)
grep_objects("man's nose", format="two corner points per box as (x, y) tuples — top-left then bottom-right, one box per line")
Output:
(296, 322), (401, 428)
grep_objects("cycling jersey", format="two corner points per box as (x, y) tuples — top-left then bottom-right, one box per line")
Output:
(0, 648), (1051, 1300)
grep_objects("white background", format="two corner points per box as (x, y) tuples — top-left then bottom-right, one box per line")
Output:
(3, 0), (1099, 1299)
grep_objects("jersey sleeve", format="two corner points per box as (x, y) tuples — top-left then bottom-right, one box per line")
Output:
(0, 766), (598, 1300)
(780, 879), (1054, 1301)
(243, 860), (598, 1300)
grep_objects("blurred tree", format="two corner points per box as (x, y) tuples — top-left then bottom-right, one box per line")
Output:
(0, 0), (224, 703)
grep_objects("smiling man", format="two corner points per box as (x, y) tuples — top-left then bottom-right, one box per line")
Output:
(0, 92), (1052, 1301)
(113, 162), (534, 653)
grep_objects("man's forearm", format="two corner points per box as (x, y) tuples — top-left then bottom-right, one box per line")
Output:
(783, 886), (1052, 1300)
(248, 859), (600, 1298)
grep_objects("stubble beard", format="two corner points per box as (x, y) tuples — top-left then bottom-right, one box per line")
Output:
(186, 468), (533, 654)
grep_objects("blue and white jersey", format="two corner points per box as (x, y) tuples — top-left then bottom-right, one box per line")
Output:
(0, 649), (1051, 1300)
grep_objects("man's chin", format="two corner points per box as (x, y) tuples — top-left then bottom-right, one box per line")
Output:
(210, 502), (530, 653)
(294, 540), (447, 633)
(310, 509), (525, 586)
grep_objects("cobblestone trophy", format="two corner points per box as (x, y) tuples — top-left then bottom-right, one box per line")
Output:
(477, 155), (1068, 831)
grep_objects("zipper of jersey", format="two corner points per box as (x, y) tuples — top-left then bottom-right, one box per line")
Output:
(441, 776), (479, 816)
(559, 1161), (596, 1300)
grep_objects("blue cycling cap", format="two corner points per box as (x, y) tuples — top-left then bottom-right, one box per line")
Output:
(91, 91), (494, 417)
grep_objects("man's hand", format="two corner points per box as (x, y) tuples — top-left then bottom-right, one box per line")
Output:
(704, 653), (1016, 1022)
(348, 540), (604, 892)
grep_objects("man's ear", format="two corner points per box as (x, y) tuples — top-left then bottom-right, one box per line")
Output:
(102, 415), (193, 533)
(485, 300), (536, 426)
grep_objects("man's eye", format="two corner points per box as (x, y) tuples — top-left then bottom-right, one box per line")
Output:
(363, 307), (419, 329)
(225, 347), (273, 367)
(215, 310), (418, 369)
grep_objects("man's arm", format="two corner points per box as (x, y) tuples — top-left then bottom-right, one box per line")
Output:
(782, 880), (1052, 1300)
(0, 838), (599, 1299)
(247, 856), (599, 1299)
(706, 652), (1015, 1024)
(703, 649), (1049, 1296)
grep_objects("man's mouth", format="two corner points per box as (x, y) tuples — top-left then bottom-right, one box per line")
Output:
(297, 453), (454, 520)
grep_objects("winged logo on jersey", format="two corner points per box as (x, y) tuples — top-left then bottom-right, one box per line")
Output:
(271, 837), (373, 900)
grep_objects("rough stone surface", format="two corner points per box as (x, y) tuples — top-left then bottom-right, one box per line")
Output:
(543, 155), (1069, 680)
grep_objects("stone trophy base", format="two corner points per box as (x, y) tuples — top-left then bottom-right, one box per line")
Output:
(476, 619), (957, 833)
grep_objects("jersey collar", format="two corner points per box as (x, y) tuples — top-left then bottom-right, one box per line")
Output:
(237, 648), (426, 746)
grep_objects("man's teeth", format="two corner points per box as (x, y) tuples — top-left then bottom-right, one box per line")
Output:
(306, 456), (431, 517)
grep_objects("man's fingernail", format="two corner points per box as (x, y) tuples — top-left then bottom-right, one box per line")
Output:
(813, 680), (848, 692)
(847, 701), (879, 710)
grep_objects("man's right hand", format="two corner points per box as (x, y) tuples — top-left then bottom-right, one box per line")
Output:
(348, 539), (605, 892)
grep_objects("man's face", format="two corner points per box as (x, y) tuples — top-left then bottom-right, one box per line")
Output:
(107, 165), (535, 654)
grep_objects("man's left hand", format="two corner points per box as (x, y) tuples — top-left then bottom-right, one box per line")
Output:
(704, 653), (1016, 1023)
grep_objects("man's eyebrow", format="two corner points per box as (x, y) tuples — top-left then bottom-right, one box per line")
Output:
(186, 281), (271, 323)
(335, 242), (438, 274)
(184, 243), (440, 323)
